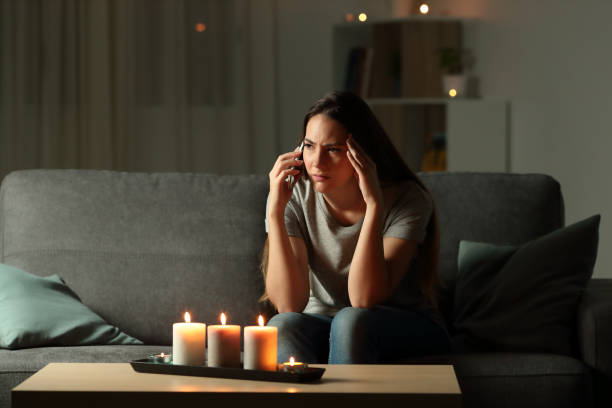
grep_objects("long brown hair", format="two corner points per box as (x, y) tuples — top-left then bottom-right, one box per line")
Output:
(261, 91), (441, 308)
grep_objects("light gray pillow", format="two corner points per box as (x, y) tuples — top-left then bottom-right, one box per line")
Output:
(452, 215), (600, 355)
(0, 263), (142, 349)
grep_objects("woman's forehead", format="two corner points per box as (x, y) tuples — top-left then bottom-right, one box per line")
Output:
(305, 114), (348, 143)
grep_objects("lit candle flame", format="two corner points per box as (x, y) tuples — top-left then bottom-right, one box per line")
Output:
(258, 315), (264, 327)
(220, 312), (227, 325)
(289, 356), (295, 366)
(184, 312), (191, 323)
(160, 353), (165, 357)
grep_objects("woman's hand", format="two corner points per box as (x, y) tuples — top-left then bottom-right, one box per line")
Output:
(346, 135), (383, 208)
(268, 148), (303, 216)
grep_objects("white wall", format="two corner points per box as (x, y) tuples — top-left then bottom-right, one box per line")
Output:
(431, 0), (611, 277)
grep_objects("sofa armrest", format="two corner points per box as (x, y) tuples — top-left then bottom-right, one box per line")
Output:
(577, 278), (612, 375)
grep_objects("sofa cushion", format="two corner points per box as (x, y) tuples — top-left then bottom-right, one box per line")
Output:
(0, 263), (142, 349)
(452, 215), (600, 355)
(419, 172), (565, 328)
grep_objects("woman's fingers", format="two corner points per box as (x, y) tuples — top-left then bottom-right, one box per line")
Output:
(277, 167), (302, 178)
(276, 168), (302, 183)
(272, 154), (303, 177)
(347, 149), (364, 174)
(347, 136), (374, 167)
(275, 150), (302, 166)
(346, 141), (365, 169)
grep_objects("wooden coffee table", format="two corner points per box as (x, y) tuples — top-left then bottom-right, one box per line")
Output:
(12, 363), (461, 407)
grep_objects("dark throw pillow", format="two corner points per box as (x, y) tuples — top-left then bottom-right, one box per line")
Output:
(452, 215), (600, 355)
(0, 263), (143, 349)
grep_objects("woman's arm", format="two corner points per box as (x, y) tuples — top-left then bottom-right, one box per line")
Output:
(266, 219), (310, 312)
(265, 149), (310, 313)
(345, 136), (418, 308)
(348, 204), (417, 307)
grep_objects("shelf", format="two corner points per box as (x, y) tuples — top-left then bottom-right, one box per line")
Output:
(336, 16), (476, 26)
(366, 98), (504, 106)
(367, 98), (453, 105)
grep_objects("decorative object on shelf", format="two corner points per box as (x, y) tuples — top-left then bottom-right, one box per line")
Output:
(388, 51), (402, 97)
(345, 13), (355, 23)
(438, 47), (473, 98)
(421, 131), (447, 172)
(343, 46), (374, 98)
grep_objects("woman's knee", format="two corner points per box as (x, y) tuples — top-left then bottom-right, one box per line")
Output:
(330, 307), (376, 339)
(267, 312), (306, 333)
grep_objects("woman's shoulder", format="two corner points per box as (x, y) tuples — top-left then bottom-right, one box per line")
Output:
(382, 179), (432, 211)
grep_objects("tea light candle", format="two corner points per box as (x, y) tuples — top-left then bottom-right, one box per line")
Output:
(149, 352), (172, 364)
(243, 315), (277, 371)
(172, 311), (206, 366)
(280, 356), (307, 373)
(207, 312), (241, 368)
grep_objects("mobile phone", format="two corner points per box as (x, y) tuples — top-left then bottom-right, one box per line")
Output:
(286, 141), (305, 186)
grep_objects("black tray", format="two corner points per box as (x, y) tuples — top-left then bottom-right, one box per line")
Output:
(130, 359), (325, 383)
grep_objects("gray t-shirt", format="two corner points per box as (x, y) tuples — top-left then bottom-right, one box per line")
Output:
(265, 177), (445, 328)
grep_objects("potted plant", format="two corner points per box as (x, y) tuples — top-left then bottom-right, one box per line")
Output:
(437, 47), (471, 98)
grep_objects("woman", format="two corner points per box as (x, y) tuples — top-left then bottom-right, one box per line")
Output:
(262, 91), (450, 364)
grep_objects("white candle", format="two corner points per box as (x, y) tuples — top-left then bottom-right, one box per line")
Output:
(243, 315), (277, 371)
(207, 312), (241, 368)
(172, 311), (206, 366)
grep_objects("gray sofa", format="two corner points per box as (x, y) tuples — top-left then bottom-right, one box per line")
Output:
(0, 169), (610, 408)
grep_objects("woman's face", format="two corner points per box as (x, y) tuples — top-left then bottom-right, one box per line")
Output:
(303, 114), (354, 194)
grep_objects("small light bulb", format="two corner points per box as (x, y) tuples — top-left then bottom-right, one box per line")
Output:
(419, 4), (430, 15)
(449, 89), (457, 98)
(358, 13), (367, 22)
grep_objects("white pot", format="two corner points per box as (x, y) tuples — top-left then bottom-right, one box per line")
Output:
(442, 74), (467, 98)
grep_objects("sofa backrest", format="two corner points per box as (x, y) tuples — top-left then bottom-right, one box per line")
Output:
(0, 170), (564, 343)
(0, 170), (273, 345)
(419, 172), (564, 328)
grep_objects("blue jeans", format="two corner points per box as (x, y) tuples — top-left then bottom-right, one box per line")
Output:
(267, 306), (451, 364)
